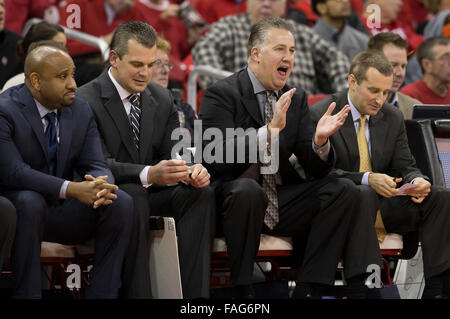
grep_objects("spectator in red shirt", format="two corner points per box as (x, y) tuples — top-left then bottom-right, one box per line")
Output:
(193, 0), (246, 24)
(59, 0), (145, 58)
(362, 0), (424, 53)
(136, 0), (205, 84)
(401, 37), (450, 104)
(4, 0), (59, 35)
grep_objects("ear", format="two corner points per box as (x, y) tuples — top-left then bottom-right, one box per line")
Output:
(250, 47), (261, 63)
(421, 58), (432, 74)
(348, 74), (357, 91)
(109, 50), (120, 69)
(29, 72), (41, 91)
(316, 3), (327, 16)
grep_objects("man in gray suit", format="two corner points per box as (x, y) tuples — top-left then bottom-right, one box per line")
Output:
(367, 32), (421, 120)
(310, 51), (450, 299)
(77, 21), (215, 299)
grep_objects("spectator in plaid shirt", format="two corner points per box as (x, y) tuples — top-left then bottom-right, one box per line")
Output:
(192, 0), (350, 94)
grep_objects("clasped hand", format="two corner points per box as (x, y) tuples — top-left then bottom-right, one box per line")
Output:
(67, 174), (118, 209)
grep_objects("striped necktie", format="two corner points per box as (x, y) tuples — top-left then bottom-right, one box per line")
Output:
(128, 94), (141, 150)
(262, 90), (279, 230)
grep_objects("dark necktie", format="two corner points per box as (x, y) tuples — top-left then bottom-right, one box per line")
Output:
(393, 100), (398, 107)
(262, 91), (279, 230)
(45, 112), (58, 175)
(128, 94), (141, 150)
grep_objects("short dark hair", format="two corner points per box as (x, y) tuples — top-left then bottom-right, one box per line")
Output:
(367, 32), (408, 53)
(311, 0), (326, 16)
(349, 51), (393, 83)
(417, 36), (450, 73)
(110, 21), (158, 58)
(17, 21), (64, 62)
(247, 18), (295, 59)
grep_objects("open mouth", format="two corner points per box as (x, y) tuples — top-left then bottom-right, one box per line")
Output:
(277, 66), (288, 77)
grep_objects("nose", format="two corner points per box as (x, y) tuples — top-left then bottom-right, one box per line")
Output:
(67, 75), (77, 90)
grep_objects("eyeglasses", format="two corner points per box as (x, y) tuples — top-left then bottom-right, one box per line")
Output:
(153, 60), (174, 70)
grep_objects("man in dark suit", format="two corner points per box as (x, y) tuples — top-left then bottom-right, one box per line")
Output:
(310, 51), (450, 299)
(199, 18), (382, 298)
(77, 21), (215, 299)
(0, 44), (134, 298)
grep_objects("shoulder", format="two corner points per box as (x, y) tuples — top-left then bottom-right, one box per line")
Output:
(398, 92), (421, 105)
(146, 83), (173, 103)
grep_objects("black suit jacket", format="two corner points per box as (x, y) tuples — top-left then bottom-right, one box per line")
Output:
(77, 71), (180, 185)
(0, 84), (112, 201)
(199, 68), (333, 184)
(309, 90), (428, 184)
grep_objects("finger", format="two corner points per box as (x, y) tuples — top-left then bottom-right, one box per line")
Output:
(96, 189), (107, 198)
(411, 196), (425, 204)
(97, 183), (119, 191)
(166, 159), (186, 166)
(166, 171), (190, 184)
(93, 197), (105, 209)
(325, 102), (336, 116)
(85, 174), (95, 181)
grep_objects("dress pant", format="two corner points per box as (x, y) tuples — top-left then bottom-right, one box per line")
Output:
(148, 184), (215, 299)
(0, 196), (16, 272)
(215, 176), (381, 286)
(380, 185), (450, 279)
(3, 189), (133, 299)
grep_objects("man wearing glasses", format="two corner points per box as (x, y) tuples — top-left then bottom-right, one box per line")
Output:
(401, 36), (450, 104)
(150, 36), (196, 137)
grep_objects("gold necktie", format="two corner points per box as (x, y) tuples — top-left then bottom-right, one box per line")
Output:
(357, 117), (387, 243)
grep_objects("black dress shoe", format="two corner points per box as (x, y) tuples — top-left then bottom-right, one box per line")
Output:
(291, 282), (321, 299)
(233, 284), (255, 299)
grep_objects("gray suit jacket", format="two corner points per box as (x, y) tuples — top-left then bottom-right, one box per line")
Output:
(397, 92), (421, 120)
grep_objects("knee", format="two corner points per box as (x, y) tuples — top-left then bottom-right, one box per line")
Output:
(228, 178), (266, 204)
(108, 189), (134, 228)
(13, 191), (47, 228)
(0, 197), (16, 229)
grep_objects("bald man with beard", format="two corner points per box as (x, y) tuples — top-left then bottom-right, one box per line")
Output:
(0, 45), (134, 299)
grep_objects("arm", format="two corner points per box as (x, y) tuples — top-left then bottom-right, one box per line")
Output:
(0, 113), (65, 201)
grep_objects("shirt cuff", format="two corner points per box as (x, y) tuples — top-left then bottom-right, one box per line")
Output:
(140, 165), (152, 188)
(361, 172), (371, 185)
(59, 180), (70, 199)
(312, 139), (330, 162)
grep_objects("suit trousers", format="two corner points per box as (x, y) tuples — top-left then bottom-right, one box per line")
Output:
(138, 183), (215, 299)
(3, 189), (133, 299)
(215, 176), (381, 286)
(380, 185), (450, 279)
(0, 196), (16, 272)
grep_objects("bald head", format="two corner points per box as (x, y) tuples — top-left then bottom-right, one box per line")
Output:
(25, 46), (77, 110)
(24, 46), (72, 79)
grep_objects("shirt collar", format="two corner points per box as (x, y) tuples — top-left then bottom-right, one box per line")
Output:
(391, 92), (399, 106)
(34, 99), (57, 119)
(247, 67), (279, 96)
(108, 68), (139, 102)
(347, 91), (370, 123)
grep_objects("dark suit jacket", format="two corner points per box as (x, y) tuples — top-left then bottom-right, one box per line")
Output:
(77, 71), (180, 185)
(199, 68), (333, 184)
(0, 84), (113, 202)
(309, 90), (428, 184)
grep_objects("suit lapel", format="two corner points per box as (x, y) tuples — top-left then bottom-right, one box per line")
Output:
(100, 72), (140, 163)
(369, 106), (388, 172)
(238, 70), (264, 126)
(17, 86), (48, 162)
(335, 92), (360, 170)
(56, 106), (73, 177)
(138, 87), (156, 163)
